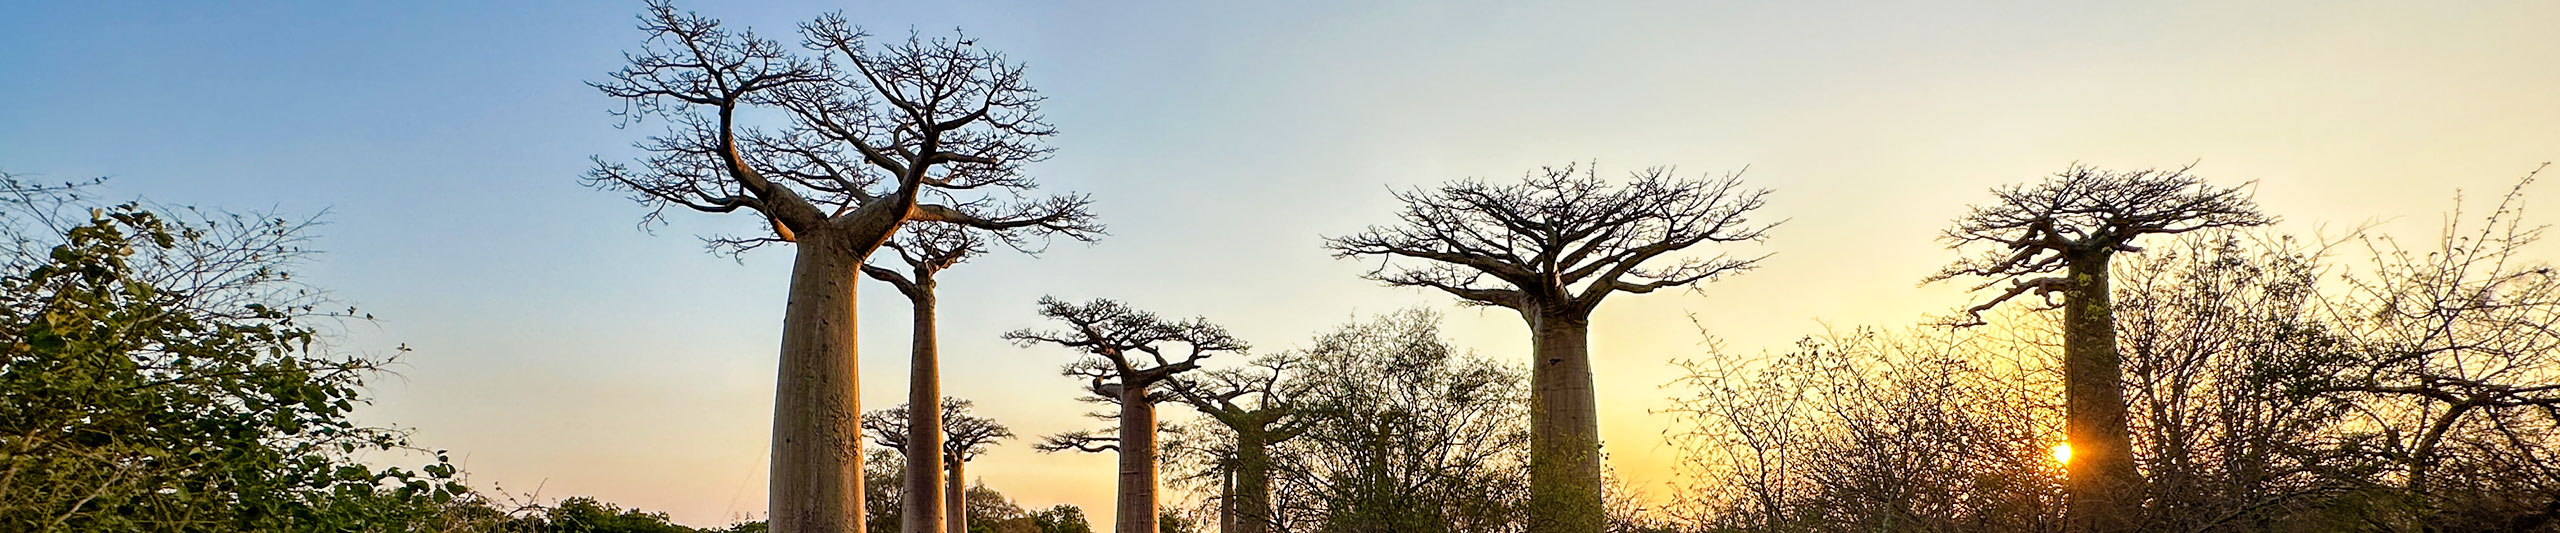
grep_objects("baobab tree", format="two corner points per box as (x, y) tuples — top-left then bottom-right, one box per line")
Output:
(1169, 355), (1311, 533)
(585, 3), (1096, 531)
(1325, 163), (1773, 533)
(1927, 164), (2269, 533)
(860, 398), (1016, 533)
(864, 219), (1084, 533)
(1008, 297), (1245, 533)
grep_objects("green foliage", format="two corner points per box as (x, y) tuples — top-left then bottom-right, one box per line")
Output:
(1023, 504), (1094, 533)
(530, 497), (699, 533)
(853, 449), (1068, 533)
(1158, 309), (1531, 532)
(1292, 310), (1531, 532)
(860, 448), (903, 533)
(1156, 510), (1197, 533)
(0, 179), (462, 531)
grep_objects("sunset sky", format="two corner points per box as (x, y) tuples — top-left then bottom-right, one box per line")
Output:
(4, 1), (2557, 527)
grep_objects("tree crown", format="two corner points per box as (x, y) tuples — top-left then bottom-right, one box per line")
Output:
(1169, 352), (1312, 439)
(1930, 164), (2271, 325)
(859, 397), (1015, 462)
(1005, 297), (1246, 398)
(1325, 163), (1773, 315)
(587, 1), (1099, 254)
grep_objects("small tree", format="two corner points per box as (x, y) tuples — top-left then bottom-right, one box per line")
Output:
(860, 397), (1017, 533)
(1663, 327), (2066, 532)
(587, 3), (1096, 531)
(1264, 309), (1533, 532)
(1928, 163), (2269, 532)
(1325, 163), (1772, 533)
(2111, 233), (2352, 531)
(1026, 505), (1096, 533)
(2307, 168), (2560, 529)
(1167, 355), (1310, 533)
(1008, 298), (1244, 533)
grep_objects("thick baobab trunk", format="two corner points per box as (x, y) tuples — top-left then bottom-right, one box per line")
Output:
(1117, 386), (1162, 533)
(1234, 433), (1273, 533)
(945, 453), (968, 533)
(771, 234), (867, 533)
(1525, 311), (1602, 533)
(906, 291), (948, 533)
(2063, 252), (2142, 533)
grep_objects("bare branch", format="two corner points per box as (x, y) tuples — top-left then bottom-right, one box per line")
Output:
(1928, 163), (2272, 324)
(1326, 163), (1773, 318)
(588, 3), (1094, 257)
(861, 397), (1015, 461)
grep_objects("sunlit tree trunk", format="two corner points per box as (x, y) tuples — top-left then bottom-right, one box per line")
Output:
(905, 289), (948, 533)
(2063, 252), (2142, 533)
(772, 232), (868, 533)
(1118, 387), (1161, 533)
(1219, 469), (1237, 533)
(1527, 309), (1601, 533)
(945, 452), (968, 533)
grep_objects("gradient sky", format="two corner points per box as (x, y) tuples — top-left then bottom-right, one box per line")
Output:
(5, 1), (2557, 527)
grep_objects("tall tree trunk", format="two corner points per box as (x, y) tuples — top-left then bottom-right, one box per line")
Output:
(905, 291), (947, 533)
(1234, 433), (1272, 533)
(946, 454), (968, 533)
(1525, 310), (1602, 533)
(1117, 387), (1160, 533)
(2063, 252), (2142, 533)
(771, 234), (867, 533)
(1218, 468), (1236, 533)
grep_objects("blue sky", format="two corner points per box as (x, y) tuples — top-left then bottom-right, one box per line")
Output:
(6, 0), (2558, 526)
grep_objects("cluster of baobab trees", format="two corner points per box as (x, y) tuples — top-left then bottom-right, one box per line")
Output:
(581, 3), (1775, 531)
(581, 3), (2554, 533)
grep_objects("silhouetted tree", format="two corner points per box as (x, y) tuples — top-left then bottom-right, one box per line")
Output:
(2305, 168), (2560, 530)
(1267, 309), (1532, 532)
(1928, 164), (2269, 532)
(586, 3), (1098, 531)
(860, 397), (1017, 533)
(1168, 355), (1310, 533)
(2110, 232), (2358, 531)
(1666, 327), (2065, 532)
(1009, 298), (1245, 533)
(1325, 164), (1771, 533)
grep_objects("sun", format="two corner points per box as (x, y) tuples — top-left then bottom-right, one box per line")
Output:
(2051, 443), (2073, 465)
